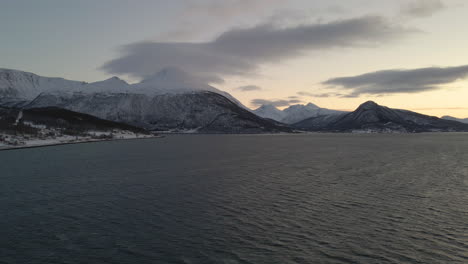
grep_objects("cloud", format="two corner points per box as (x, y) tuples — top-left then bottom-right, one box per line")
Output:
(310, 93), (339, 98)
(323, 64), (468, 97)
(235, 85), (262, 91)
(412, 107), (468, 110)
(251, 98), (303, 107)
(297, 91), (315, 97)
(297, 91), (349, 98)
(102, 16), (415, 82)
(182, 0), (281, 19)
(288, 99), (303, 104)
(160, 0), (283, 41)
(401, 0), (445, 18)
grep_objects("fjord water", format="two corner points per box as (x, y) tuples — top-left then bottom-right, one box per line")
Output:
(1, 134), (467, 264)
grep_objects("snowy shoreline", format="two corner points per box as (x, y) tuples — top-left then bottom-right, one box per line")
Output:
(0, 135), (162, 151)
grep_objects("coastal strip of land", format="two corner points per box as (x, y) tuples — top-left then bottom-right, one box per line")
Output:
(0, 134), (163, 151)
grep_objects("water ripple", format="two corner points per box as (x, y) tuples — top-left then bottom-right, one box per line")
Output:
(1, 134), (468, 263)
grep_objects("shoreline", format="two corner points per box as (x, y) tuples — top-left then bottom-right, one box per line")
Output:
(0, 135), (163, 152)
(2, 131), (466, 151)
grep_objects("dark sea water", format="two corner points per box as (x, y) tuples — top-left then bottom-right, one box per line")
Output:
(1, 134), (468, 264)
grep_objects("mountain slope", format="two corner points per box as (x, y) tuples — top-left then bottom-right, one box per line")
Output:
(253, 105), (286, 122)
(0, 106), (148, 134)
(294, 101), (468, 133)
(26, 91), (291, 133)
(442, 115), (468, 124)
(0, 68), (288, 133)
(0, 105), (153, 148)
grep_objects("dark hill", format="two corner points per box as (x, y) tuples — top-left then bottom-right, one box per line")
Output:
(294, 101), (468, 133)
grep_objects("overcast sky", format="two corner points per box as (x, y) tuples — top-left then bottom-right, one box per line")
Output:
(1, 0), (467, 117)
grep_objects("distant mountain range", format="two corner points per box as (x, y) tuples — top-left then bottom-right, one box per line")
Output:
(1, 68), (467, 134)
(253, 103), (345, 124)
(294, 101), (468, 133)
(0, 68), (290, 133)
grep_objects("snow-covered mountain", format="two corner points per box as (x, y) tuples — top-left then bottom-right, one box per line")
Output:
(253, 105), (286, 121)
(0, 68), (289, 133)
(253, 102), (345, 124)
(442, 115), (468, 124)
(88, 76), (131, 92)
(294, 101), (468, 133)
(131, 67), (245, 107)
(0, 68), (240, 102)
(282, 103), (345, 124)
(26, 91), (290, 133)
(0, 68), (87, 107)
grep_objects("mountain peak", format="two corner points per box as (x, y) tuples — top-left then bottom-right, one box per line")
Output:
(306, 102), (319, 109)
(357, 101), (379, 110)
(253, 104), (285, 121)
(285, 103), (320, 111)
(294, 100), (468, 133)
(87, 76), (129, 93)
(133, 67), (220, 95)
(109, 76), (122, 81)
(99, 76), (127, 84)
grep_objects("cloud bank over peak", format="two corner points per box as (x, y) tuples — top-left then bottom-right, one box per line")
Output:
(101, 15), (416, 83)
(323, 64), (468, 97)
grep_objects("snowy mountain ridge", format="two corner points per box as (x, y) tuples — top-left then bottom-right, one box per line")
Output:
(0, 68), (242, 105)
(0, 68), (289, 133)
(0, 68), (87, 100)
(253, 102), (345, 124)
(253, 105), (286, 121)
